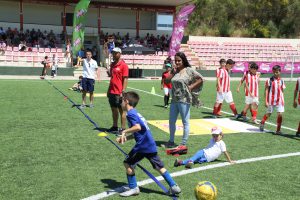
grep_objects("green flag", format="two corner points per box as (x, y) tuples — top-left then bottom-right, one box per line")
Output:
(72, 0), (91, 57)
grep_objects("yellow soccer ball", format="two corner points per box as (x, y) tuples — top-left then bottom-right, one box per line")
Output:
(194, 181), (217, 200)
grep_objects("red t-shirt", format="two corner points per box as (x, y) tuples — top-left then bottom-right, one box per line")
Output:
(161, 71), (172, 89)
(109, 60), (129, 94)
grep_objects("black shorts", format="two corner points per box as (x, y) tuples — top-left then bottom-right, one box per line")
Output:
(82, 78), (95, 92)
(124, 151), (164, 170)
(108, 93), (122, 108)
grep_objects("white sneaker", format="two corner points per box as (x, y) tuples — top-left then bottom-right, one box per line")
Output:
(119, 187), (140, 197)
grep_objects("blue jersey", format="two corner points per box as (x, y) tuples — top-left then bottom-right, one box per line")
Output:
(127, 109), (157, 154)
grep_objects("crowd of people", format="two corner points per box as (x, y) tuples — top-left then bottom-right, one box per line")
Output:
(0, 27), (63, 50)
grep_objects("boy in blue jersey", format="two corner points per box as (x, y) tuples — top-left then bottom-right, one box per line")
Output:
(116, 91), (181, 197)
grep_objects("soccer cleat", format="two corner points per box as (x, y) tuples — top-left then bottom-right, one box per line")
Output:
(234, 114), (240, 119)
(274, 131), (282, 135)
(119, 187), (140, 197)
(259, 123), (264, 132)
(252, 119), (260, 125)
(118, 185), (130, 193)
(185, 161), (194, 169)
(173, 158), (182, 167)
(168, 184), (181, 195)
(107, 126), (119, 132)
(161, 141), (176, 148)
(79, 104), (86, 109)
(89, 104), (94, 108)
(164, 105), (169, 108)
(211, 114), (217, 119)
(296, 132), (300, 137)
(242, 116), (249, 122)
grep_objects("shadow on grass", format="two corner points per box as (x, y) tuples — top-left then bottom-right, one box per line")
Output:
(153, 104), (167, 108)
(100, 178), (168, 196)
(264, 131), (300, 140)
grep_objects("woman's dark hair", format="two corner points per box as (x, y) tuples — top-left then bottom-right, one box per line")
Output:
(175, 52), (191, 68)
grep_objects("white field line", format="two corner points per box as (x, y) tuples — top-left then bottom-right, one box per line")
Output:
(126, 86), (297, 132)
(82, 152), (300, 200)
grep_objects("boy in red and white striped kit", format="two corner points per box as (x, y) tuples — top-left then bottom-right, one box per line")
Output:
(293, 77), (300, 137)
(214, 58), (226, 116)
(212, 59), (238, 118)
(237, 62), (260, 124)
(259, 65), (286, 135)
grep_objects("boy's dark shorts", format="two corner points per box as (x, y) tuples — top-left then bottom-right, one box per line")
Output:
(82, 78), (95, 92)
(124, 151), (164, 170)
(108, 93), (122, 108)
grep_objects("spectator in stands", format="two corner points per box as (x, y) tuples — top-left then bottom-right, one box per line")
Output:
(103, 39), (110, 68)
(18, 41), (27, 51)
(92, 46), (98, 63)
(212, 59), (238, 118)
(107, 35), (115, 54)
(0, 38), (6, 55)
(0, 27), (5, 37)
(65, 39), (72, 64)
(107, 47), (129, 133)
(163, 52), (204, 149)
(76, 47), (85, 67)
(51, 54), (59, 77)
(40, 56), (52, 79)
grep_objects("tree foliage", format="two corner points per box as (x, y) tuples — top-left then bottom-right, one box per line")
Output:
(187, 0), (300, 38)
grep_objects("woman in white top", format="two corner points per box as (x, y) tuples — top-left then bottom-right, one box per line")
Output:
(174, 127), (235, 168)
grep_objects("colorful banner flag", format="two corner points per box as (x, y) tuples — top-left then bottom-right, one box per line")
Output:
(72, 0), (91, 57)
(168, 4), (195, 57)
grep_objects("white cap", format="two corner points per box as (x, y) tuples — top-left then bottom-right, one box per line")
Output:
(112, 47), (122, 53)
(211, 127), (222, 135)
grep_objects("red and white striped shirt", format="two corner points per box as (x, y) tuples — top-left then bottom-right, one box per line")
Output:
(217, 67), (230, 92)
(296, 77), (300, 105)
(245, 73), (259, 97)
(265, 77), (286, 106)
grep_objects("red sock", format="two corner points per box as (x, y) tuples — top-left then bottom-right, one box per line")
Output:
(217, 103), (222, 115)
(261, 114), (268, 124)
(251, 110), (257, 120)
(298, 122), (300, 133)
(229, 103), (238, 115)
(277, 115), (282, 132)
(213, 106), (218, 115)
(250, 108), (253, 117)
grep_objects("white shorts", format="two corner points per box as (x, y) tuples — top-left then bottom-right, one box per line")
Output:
(266, 105), (284, 113)
(245, 96), (259, 105)
(216, 91), (233, 103)
(163, 88), (171, 95)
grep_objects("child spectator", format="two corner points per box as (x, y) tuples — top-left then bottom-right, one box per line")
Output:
(259, 65), (286, 135)
(116, 91), (181, 197)
(174, 127), (235, 169)
(40, 56), (52, 79)
(161, 63), (172, 108)
(236, 62), (260, 124)
(293, 77), (300, 137)
(212, 59), (238, 118)
(51, 54), (59, 77)
(0, 38), (6, 55)
(69, 75), (83, 92)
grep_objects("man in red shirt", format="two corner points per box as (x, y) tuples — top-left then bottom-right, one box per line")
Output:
(107, 47), (129, 133)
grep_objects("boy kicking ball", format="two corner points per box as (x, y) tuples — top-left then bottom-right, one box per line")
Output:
(259, 65), (286, 135)
(116, 91), (181, 197)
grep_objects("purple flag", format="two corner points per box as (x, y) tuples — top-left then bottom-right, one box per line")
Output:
(168, 4), (195, 57)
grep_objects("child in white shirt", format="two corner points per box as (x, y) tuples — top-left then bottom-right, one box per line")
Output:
(174, 127), (235, 168)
